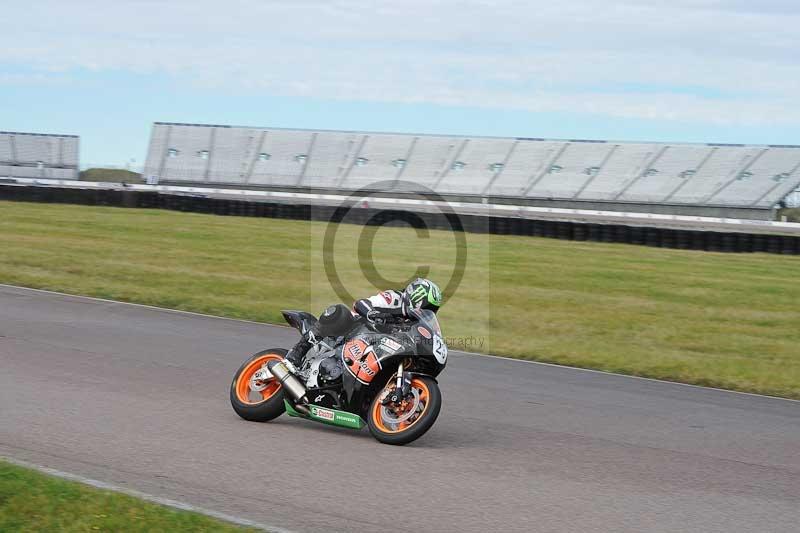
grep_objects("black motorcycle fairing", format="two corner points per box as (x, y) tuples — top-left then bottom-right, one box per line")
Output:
(283, 308), (447, 419)
(328, 327), (414, 415)
(305, 385), (344, 409)
(379, 310), (447, 378)
(332, 311), (448, 415)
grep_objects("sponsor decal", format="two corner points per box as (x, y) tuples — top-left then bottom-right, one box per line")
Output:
(312, 406), (335, 421)
(381, 291), (393, 304)
(358, 358), (376, 376)
(302, 405), (363, 428)
(333, 411), (365, 429)
(342, 339), (382, 384)
(347, 341), (364, 358)
(380, 337), (403, 353)
(314, 394), (325, 403)
(417, 326), (432, 339)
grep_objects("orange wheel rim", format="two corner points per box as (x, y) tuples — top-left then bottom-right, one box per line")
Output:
(235, 354), (283, 405)
(372, 377), (430, 434)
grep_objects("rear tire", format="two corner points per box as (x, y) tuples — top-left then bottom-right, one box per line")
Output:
(230, 349), (287, 422)
(367, 375), (441, 445)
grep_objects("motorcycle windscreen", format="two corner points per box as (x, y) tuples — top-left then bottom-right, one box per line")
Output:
(409, 308), (441, 335)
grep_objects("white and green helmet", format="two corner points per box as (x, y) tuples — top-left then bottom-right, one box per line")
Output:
(403, 278), (443, 313)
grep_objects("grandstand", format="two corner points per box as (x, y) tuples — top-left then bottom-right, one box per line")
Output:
(785, 189), (800, 208)
(144, 122), (800, 220)
(0, 131), (80, 180)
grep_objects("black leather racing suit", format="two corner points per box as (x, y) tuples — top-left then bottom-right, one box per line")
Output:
(285, 290), (408, 366)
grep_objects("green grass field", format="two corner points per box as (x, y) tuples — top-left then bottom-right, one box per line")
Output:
(779, 207), (800, 222)
(79, 168), (144, 183)
(0, 460), (251, 532)
(1, 200), (799, 398)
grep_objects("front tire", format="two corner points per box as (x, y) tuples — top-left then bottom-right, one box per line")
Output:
(367, 375), (441, 445)
(230, 349), (287, 422)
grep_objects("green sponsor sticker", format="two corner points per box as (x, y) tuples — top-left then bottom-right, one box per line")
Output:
(285, 400), (365, 430)
(311, 406), (335, 421)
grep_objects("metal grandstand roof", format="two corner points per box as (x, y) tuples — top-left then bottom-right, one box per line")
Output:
(0, 131), (79, 138)
(151, 122), (800, 150)
(144, 122), (800, 214)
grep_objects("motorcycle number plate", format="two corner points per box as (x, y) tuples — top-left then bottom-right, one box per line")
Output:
(433, 334), (447, 364)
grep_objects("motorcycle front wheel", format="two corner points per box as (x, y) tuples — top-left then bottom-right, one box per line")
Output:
(367, 375), (441, 445)
(230, 349), (287, 422)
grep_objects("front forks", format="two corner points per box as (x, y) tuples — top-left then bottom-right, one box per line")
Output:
(383, 361), (413, 405)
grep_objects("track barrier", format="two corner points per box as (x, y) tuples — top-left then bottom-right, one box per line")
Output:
(1, 184), (798, 255)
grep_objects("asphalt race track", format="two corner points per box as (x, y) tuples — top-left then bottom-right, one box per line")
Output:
(1, 285), (799, 532)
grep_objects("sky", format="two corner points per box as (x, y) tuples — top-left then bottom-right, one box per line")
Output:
(1, 0), (799, 167)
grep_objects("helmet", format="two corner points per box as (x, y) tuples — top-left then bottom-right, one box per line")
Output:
(403, 278), (443, 313)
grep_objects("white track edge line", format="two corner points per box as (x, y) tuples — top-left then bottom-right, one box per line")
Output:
(2, 282), (797, 404)
(0, 456), (293, 533)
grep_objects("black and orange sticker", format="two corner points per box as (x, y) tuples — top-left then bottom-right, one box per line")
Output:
(342, 339), (382, 384)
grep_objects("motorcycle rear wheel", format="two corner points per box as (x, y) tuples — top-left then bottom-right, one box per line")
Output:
(230, 349), (287, 422)
(367, 375), (441, 445)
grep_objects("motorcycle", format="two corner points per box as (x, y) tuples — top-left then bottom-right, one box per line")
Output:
(229, 304), (447, 445)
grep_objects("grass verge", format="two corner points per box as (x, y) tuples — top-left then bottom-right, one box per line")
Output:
(0, 460), (252, 532)
(0, 200), (799, 398)
(779, 207), (800, 223)
(79, 168), (143, 183)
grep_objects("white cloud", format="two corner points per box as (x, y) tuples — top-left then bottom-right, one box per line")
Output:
(2, 0), (799, 125)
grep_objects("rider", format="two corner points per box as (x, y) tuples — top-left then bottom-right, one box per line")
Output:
(284, 277), (443, 367)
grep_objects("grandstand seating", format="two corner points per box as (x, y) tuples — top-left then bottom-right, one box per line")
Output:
(345, 134), (417, 189)
(435, 137), (512, 195)
(486, 140), (562, 197)
(143, 122), (800, 218)
(0, 131), (79, 179)
(573, 143), (654, 201)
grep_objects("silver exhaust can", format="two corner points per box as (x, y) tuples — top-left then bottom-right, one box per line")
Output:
(267, 360), (308, 404)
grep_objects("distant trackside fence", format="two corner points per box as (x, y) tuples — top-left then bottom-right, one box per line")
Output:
(1, 182), (799, 255)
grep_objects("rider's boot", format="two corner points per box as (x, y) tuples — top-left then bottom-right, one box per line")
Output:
(285, 319), (323, 369)
(285, 338), (311, 368)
